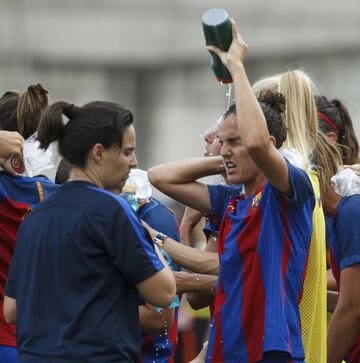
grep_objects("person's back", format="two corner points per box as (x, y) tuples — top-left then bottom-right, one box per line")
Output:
(7, 181), (164, 363)
(299, 170), (327, 363)
(0, 172), (56, 349)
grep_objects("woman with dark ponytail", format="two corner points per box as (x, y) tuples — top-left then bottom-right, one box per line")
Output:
(316, 95), (359, 165)
(3, 100), (176, 363)
(0, 84), (57, 363)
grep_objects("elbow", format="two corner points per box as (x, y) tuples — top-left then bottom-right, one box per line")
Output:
(187, 294), (210, 310)
(3, 302), (16, 324)
(156, 279), (177, 309)
(4, 314), (15, 324)
(337, 300), (360, 323)
(147, 167), (161, 189)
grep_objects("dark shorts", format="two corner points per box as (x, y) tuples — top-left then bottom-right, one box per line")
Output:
(256, 351), (304, 363)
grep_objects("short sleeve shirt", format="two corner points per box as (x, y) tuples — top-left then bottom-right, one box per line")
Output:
(5, 181), (163, 363)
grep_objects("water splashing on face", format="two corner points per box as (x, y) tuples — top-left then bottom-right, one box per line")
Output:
(225, 84), (233, 110)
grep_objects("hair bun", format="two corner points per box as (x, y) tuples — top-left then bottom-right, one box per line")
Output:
(63, 104), (78, 119)
(258, 90), (286, 115)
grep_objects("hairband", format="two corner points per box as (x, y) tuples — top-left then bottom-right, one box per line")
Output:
(63, 104), (78, 119)
(317, 111), (339, 135)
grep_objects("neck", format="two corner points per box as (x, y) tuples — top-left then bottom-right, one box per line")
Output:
(243, 172), (266, 196)
(69, 167), (105, 189)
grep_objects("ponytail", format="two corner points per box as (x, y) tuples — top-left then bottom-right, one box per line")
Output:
(0, 83), (49, 139)
(312, 132), (342, 194)
(17, 84), (49, 139)
(37, 101), (70, 150)
(38, 100), (134, 167)
(331, 99), (359, 164)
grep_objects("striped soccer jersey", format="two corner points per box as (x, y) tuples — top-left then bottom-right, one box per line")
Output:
(0, 172), (57, 347)
(206, 161), (315, 363)
(330, 195), (360, 363)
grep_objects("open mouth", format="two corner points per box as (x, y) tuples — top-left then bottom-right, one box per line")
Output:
(224, 161), (236, 174)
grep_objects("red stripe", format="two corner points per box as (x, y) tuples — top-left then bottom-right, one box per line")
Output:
(317, 111), (339, 135)
(211, 280), (226, 363)
(0, 197), (31, 347)
(280, 197), (292, 353)
(237, 201), (265, 363)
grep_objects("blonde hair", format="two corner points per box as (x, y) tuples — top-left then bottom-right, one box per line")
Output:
(253, 70), (318, 170)
(253, 70), (342, 188)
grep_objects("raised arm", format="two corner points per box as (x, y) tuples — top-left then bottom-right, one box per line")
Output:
(148, 156), (224, 214)
(327, 264), (360, 363)
(208, 19), (290, 194)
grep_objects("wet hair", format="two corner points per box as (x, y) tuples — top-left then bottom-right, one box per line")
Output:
(315, 95), (359, 164)
(223, 90), (287, 149)
(55, 159), (72, 184)
(37, 101), (134, 167)
(0, 84), (49, 139)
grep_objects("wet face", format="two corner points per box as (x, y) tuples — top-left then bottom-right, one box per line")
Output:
(101, 124), (138, 191)
(204, 128), (222, 157)
(218, 114), (259, 185)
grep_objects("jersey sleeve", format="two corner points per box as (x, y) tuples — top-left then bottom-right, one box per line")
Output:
(335, 199), (360, 270)
(104, 198), (164, 285)
(271, 159), (315, 209)
(139, 201), (179, 242)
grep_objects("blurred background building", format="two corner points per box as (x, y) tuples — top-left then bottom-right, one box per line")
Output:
(1, 0), (360, 182)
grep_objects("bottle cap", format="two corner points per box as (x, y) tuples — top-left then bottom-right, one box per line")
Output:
(202, 8), (229, 27)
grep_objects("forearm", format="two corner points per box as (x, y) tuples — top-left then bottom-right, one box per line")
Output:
(230, 64), (269, 150)
(148, 157), (224, 186)
(178, 272), (217, 294)
(179, 207), (203, 246)
(148, 157), (224, 213)
(327, 290), (339, 313)
(327, 305), (360, 363)
(139, 305), (174, 334)
(164, 238), (219, 274)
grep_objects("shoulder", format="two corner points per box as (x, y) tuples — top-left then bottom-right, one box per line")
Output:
(336, 195), (360, 222)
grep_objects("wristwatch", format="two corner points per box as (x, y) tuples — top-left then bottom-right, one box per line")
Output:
(153, 232), (168, 248)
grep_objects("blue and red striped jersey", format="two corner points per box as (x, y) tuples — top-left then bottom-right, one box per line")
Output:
(330, 195), (360, 362)
(138, 198), (180, 363)
(206, 161), (315, 363)
(0, 172), (57, 347)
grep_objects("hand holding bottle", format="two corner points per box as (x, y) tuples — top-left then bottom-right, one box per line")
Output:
(0, 131), (25, 174)
(206, 17), (248, 74)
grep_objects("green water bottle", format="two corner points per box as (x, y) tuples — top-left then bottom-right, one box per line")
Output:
(202, 8), (233, 84)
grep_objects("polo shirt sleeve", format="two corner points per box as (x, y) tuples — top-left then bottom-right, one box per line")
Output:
(105, 198), (164, 285)
(335, 198), (360, 270)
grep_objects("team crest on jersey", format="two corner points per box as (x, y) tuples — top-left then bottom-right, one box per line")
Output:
(251, 191), (262, 210)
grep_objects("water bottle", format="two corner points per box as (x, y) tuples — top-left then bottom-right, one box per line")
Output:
(6, 155), (25, 174)
(120, 184), (139, 212)
(202, 8), (233, 84)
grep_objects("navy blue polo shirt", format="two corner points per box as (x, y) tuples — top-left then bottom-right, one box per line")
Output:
(5, 181), (164, 363)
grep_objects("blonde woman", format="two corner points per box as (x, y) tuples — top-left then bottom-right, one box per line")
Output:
(253, 70), (339, 363)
